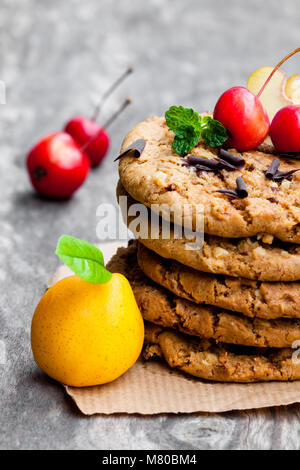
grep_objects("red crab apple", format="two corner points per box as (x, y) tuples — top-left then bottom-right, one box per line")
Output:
(64, 117), (109, 167)
(214, 47), (300, 151)
(26, 132), (90, 198)
(64, 98), (131, 166)
(270, 105), (300, 152)
(213, 86), (270, 151)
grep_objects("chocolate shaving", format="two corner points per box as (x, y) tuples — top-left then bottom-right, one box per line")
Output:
(114, 139), (146, 161)
(264, 158), (299, 182)
(216, 177), (248, 199)
(216, 189), (239, 198)
(236, 176), (248, 198)
(187, 155), (219, 169)
(273, 169), (300, 181)
(187, 155), (237, 172)
(216, 158), (237, 171)
(182, 159), (214, 173)
(194, 165), (216, 174)
(195, 165), (217, 177)
(280, 152), (300, 160)
(265, 158), (280, 179)
(219, 149), (245, 169)
(183, 159), (217, 178)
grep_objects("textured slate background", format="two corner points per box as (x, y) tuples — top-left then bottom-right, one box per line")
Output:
(1, 0), (300, 450)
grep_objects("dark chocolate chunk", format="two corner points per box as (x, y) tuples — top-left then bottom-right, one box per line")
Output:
(166, 183), (177, 191)
(265, 159), (280, 179)
(219, 149), (245, 169)
(114, 139), (147, 161)
(236, 176), (248, 198)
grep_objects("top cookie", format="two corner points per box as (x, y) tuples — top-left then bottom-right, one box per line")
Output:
(119, 116), (300, 243)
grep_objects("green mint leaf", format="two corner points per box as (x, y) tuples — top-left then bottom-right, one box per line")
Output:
(201, 116), (228, 147)
(55, 235), (112, 284)
(172, 133), (200, 156)
(165, 106), (228, 155)
(165, 106), (202, 135)
(165, 106), (203, 156)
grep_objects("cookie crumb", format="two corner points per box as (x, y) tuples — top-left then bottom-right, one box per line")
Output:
(281, 180), (291, 190)
(262, 233), (274, 244)
(252, 246), (266, 259)
(213, 247), (229, 258)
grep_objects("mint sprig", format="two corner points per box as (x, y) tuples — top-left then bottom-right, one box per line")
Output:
(55, 235), (112, 284)
(201, 116), (228, 148)
(165, 106), (228, 156)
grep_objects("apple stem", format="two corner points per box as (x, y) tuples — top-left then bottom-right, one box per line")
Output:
(102, 97), (132, 129)
(81, 98), (132, 151)
(91, 67), (134, 121)
(257, 47), (300, 99)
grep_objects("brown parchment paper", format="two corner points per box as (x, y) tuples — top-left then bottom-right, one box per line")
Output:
(47, 242), (300, 415)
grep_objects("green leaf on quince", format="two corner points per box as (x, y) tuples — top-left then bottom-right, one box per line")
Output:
(55, 234), (112, 284)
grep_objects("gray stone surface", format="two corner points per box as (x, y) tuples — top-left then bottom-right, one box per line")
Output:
(1, 0), (300, 450)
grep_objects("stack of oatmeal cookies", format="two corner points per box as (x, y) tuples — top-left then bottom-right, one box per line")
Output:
(109, 116), (300, 383)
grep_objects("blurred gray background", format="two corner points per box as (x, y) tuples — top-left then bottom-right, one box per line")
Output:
(1, 0), (300, 450)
